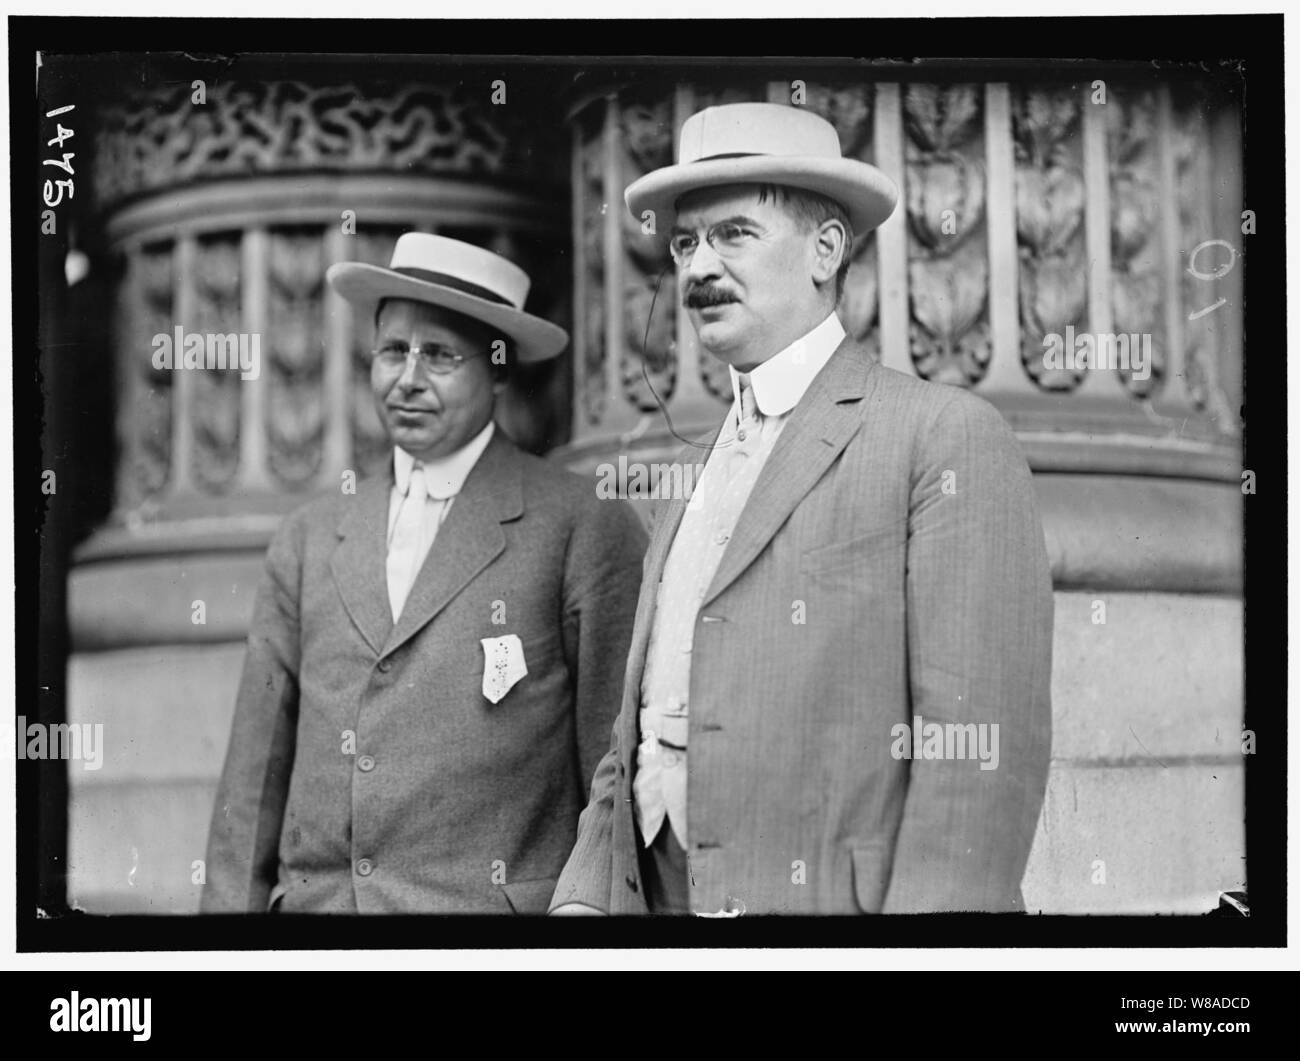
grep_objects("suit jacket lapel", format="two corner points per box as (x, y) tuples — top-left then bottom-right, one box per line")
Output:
(330, 470), (396, 657)
(382, 429), (521, 657)
(701, 339), (877, 609)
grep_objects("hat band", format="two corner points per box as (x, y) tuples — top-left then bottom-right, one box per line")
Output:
(391, 266), (515, 307)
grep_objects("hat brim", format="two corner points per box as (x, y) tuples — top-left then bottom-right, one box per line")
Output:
(325, 263), (569, 363)
(625, 156), (899, 235)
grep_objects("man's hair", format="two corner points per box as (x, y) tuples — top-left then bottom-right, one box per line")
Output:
(373, 297), (514, 382)
(754, 184), (855, 303)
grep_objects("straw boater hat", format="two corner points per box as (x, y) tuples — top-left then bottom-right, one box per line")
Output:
(326, 233), (568, 362)
(624, 102), (898, 234)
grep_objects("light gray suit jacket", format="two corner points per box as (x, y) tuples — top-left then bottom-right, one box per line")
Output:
(203, 429), (647, 914)
(551, 339), (1053, 914)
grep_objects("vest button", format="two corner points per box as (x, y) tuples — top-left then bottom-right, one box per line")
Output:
(356, 859), (374, 877)
(377, 658), (392, 673)
(357, 755), (375, 773)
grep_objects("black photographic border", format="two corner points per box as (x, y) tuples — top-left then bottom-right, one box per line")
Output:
(10, 12), (1285, 953)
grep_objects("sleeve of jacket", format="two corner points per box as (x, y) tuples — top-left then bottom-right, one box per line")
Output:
(550, 495), (648, 912)
(881, 389), (1054, 913)
(200, 512), (304, 913)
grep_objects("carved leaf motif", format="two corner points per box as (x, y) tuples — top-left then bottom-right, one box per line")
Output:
(908, 151), (986, 253)
(1110, 172), (1159, 262)
(904, 84), (981, 153)
(622, 280), (676, 410)
(1016, 164), (1085, 254)
(1019, 248), (1087, 339)
(805, 84), (872, 158)
(1106, 90), (1155, 167)
(621, 101), (674, 175)
(909, 239), (990, 386)
(1013, 88), (1080, 168)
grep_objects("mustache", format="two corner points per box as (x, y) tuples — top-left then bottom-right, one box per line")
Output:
(683, 284), (738, 309)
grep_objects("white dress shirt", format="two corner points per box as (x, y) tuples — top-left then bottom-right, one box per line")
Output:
(635, 311), (847, 850)
(386, 420), (495, 622)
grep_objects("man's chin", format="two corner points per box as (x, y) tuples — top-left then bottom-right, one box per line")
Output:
(693, 320), (741, 358)
(390, 426), (439, 456)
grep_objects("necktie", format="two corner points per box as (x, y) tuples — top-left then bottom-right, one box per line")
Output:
(387, 464), (428, 621)
(736, 373), (759, 442)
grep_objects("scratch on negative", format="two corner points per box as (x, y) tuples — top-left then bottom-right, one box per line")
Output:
(1128, 726), (1167, 769)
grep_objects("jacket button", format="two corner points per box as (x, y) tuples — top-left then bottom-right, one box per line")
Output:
(357, 755), (375, 773)
(625, 875), (639, 893)
(356, 859), (374, 877)
(377, 658), (392, 673)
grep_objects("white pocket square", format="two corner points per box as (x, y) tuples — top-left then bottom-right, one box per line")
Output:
(481, 634), (528, 705)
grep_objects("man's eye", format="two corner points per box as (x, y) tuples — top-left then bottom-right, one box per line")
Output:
(426, 349), (459, 366)
(672, 235), (697, 254)
(378, 343), (408, 358)
(713, 223), (750, 245)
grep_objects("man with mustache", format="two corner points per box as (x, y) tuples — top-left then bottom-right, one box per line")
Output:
(204, 234), (646, 913)
(552, 103), (1053, 915)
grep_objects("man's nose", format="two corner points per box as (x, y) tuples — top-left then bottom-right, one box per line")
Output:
(682, 237), (725, 284)
(395, 349), (427, 390)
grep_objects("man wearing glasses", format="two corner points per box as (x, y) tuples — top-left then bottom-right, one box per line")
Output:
(552, 103), (1053, 916)
(204, 234), (647, 914)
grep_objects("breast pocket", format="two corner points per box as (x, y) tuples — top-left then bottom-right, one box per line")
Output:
(801, 520), (905, 585)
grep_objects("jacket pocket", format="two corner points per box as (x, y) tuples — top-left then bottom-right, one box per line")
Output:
(801, 521), (904, 580)
(500, 876), (561, 915)
(849, 842), (893, 914)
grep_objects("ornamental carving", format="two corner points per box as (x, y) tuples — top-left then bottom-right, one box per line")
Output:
(117, 246), (173, 511)
(906, 84), (990, 386)
(1107, 89), (1164, 399)
(268, 229), (326, 487)
(577, 112), (608, 426)
(190, 235), (242, 493)
(93, 81), (552, 208)
(620, 97), (678, 412)
(1173, 92), (1240, 436)
(1014, 86), (1087, 391)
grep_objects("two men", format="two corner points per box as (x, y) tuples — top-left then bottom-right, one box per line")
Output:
(203, 234), (646, 913)
(551, 103), (1053, 915)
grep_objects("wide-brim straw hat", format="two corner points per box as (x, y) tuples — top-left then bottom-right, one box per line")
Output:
(625, 102), (898, 234)
(327, 233), (568, 363)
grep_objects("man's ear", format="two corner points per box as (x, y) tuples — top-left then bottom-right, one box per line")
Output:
(810, 219), (848, 286)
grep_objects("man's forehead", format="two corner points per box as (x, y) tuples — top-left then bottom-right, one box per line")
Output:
(673, 184), (781, 227)
(376, 298), (480, 336)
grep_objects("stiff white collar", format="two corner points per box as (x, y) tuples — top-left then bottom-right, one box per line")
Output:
(727, 311), (846, 419)
(393, 421), (495, 501)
